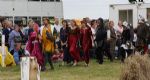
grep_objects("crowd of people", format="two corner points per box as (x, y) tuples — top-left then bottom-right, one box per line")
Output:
(0, 16), (150, 71)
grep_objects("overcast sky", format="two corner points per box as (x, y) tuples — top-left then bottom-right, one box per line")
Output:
(62, 0), (150, 19)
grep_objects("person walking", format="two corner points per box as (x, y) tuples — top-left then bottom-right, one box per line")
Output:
(80, 20), (92, 66)
(40, 18), (57, 70)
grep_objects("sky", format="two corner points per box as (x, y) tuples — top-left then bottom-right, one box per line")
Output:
(62, 0), (150, 19)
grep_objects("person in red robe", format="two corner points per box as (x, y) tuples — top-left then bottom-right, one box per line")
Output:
(68, 20), (81, 66)
(80, 21), (92, 66)
(30, 23), (44, 69)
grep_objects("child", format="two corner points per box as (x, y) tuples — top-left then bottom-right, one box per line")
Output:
(10, 43), (23, 65)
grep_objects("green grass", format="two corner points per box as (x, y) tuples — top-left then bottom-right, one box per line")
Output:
(0, 59), (121, 80)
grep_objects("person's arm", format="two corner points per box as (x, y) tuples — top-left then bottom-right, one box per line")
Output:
(8, 32), (14, 46)
(53, 27), (57, 40)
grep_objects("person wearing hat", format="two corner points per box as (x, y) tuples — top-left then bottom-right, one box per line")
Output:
(136, 19), (149, 54)
(120, 22), (134, 62)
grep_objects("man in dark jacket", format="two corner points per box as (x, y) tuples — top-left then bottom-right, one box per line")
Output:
(136, 20), (149, 53)
(120, 24), (134, 62)
(95, 18), (107, 64)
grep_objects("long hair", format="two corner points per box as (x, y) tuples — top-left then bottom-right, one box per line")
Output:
(28, 19), (34, 25)
(91, 19), (96, 26)
(33, 23), (39, 33)
(71, 20), (78, 27)
(81, 20), (89, 28)
(62, 20), (69, 27)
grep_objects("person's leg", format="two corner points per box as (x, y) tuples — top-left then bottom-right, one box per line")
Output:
(95, 48), (100, 62)
(66, 47), (73, 64)
(84, 49), (90, 65)
(99, 48), (103, 64)
(45, 52), (54, 70)
(120, 47), (126, 63)
(126, 49), (133, 57)
(117, 46), (121, 59)
(70, 46), (80, 66)
(105, 42), (113, 62)
(41, 53), (47, 71)
(96, 47), (103, 64)
(109, 41), (116, 62)
(63, 46), (67, 62)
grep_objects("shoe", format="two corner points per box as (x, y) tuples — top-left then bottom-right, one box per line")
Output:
(73, 62), (77, 66)
(99, 61), (103, 64)
(62, 62), (65, 66)
(51, 67), (54, 70)
(41, 67), (46, 71)
(85, 63), (88, 67)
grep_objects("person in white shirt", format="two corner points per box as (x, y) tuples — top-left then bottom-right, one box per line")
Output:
(90, 20), (97, 47)
(54, 18), (62, 49)
(54, 18), (62, 33)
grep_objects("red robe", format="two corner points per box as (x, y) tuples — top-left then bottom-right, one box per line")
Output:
(80, 27), (92, 64)
(68, 27), (81, 61)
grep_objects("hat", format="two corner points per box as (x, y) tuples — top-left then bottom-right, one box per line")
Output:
(123, 21), (128, 27)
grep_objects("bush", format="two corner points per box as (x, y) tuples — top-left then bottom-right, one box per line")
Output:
(120, 54), (150, 80)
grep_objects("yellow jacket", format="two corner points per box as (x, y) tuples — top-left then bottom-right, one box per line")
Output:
(42, 26), (55, 53)
(0, 46), (16, 67)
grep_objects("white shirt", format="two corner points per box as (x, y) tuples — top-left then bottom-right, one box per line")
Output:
(54, 24), (62, 42)
(91, 27), (96, 39)
(54, 24), (62, 33)
(133, 33), (137, 42)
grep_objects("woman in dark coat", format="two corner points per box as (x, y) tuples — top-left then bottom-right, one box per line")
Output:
(95, 18), (107, 64)
(60, 20), (72, 65)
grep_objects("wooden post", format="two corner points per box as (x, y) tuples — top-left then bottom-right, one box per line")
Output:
(1, 35), (6, 67)
(21, 57), (30, 80)
(21, 57), (40, 80)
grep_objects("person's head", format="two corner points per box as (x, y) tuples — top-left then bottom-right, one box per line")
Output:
(70, 20), (77, 27)
(85, 17), (90, 23)
(0, 16), (5, 23)
(62, 20), (68, 28)
(33, 23), (39, 33)
(81, 20), (87, 28)
(118, 20), (123, 27)
(2, 20), (7, 28)
(109, 21), (114, 28)
(123, 21), (129, 29)
(14, 24), (20, 32)
(4, 20), (12, 28)
(91, 20), (97, 28)
(14, 43), (21, 51)
(28, 19), (34, 28)
(97, 18), (104, 27)
(55, 18), (59, 25)
(43, 18), (50, 26)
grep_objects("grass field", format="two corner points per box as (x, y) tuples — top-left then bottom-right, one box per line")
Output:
(0, 59), (121, 80)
